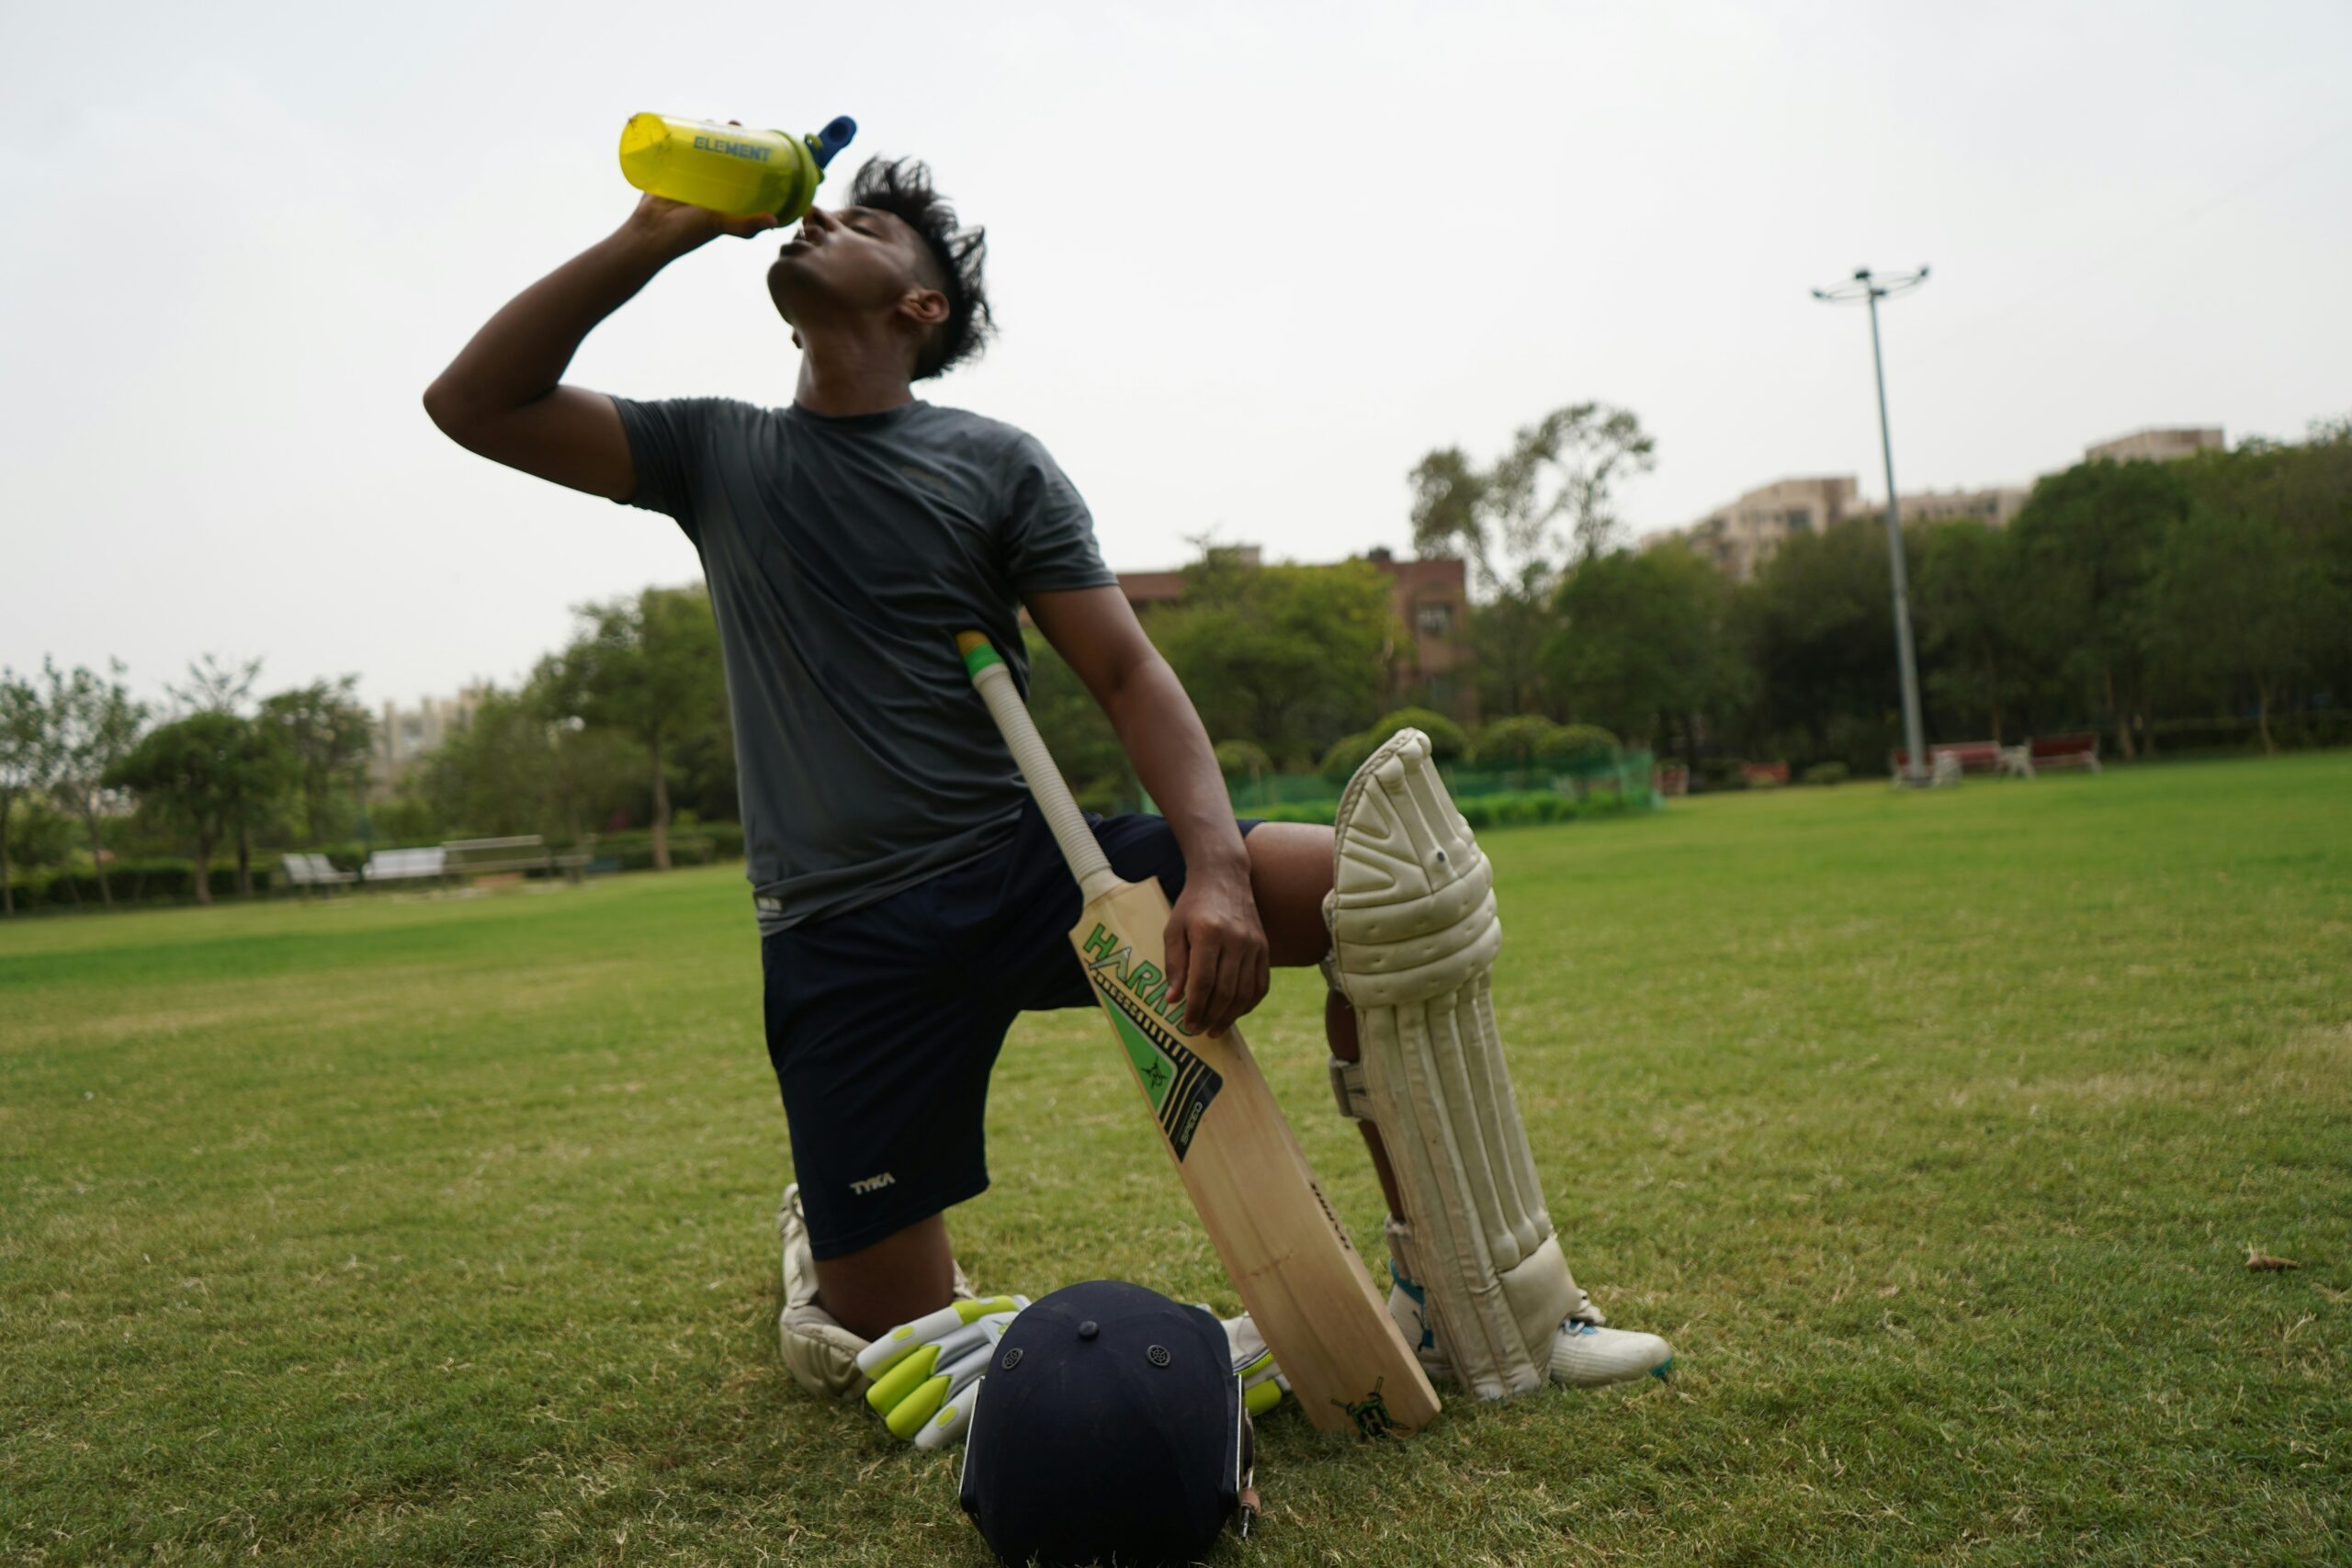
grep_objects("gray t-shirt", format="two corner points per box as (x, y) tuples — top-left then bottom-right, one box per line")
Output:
(611, 396), (1116, 932)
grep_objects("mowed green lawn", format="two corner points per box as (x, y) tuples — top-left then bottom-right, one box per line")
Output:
(4, 757), (2346, 1566)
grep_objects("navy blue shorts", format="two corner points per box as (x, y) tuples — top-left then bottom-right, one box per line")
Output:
(763, 802), (1262, 1259)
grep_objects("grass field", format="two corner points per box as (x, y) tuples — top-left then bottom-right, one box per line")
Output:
(5, 756), (2347, 1565)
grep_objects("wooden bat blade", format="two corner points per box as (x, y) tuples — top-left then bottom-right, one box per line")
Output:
(1069, 875), (1441, 1437)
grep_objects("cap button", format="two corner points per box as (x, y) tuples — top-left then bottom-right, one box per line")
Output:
(1077, 1320), (1099, 1340)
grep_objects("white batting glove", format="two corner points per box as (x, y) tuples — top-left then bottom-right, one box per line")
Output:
(856, 1295), (1028, 1449)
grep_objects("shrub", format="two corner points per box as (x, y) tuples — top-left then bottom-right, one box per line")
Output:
(1552, 724), (1621, 762)
(1471, 716), (1568, 768)
(1694, 757), (1747, 792)
(20, 859), (280, 908)
(1802, 761), (1851, 786)
(586, 827), (733, 869)
(1323, 708), (1475, 784)
(1366, 707), (1471, 760)
(1318, 731), (1381, 784)
(1492, 795), (1541, 827)
(1214, 739), (1273, 779)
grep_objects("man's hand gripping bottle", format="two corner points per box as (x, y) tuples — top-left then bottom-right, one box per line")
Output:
(618, 114), (856, 220)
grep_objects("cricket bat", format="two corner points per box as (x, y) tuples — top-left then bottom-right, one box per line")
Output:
(956, 632), (1440, 1438)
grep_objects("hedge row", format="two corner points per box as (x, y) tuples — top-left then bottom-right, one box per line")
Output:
(5, 860), (280, 908)
(1250, 788), (1639, 829)
(5, 819), (757, 911)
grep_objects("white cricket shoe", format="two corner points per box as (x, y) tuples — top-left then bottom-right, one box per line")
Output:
(1549, 1320), (1674, 1387)
(1390, 1276), (1674, 1392)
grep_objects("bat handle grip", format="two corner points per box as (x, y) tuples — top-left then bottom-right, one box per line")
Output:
(957, 633), (1120, 902)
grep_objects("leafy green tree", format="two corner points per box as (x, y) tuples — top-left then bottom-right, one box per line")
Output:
(6, 795), (75, 902)
(417, 686), (645, 843)
(104, 714), (255, 905)
(43, 659), (148, 909)
(1, 669), (56, 916)
(1544, 544), (1736, 756)
(2149, 504), (2345, 751)
(1733, 520), (1900, 770)
(535, 584), (727, 870)
(1148, 552), (1395, 768)
(166, 655), (284, 894)
(258, 678), (375, 845)
(1910, 521), (2033, 742)
(1023, 628), (1136, 814)
(1411, 404), (1657, 716)
(2007, 459), (2188, 759)
(2178, 423), (2352, 715)
(168, 653), (264, 716)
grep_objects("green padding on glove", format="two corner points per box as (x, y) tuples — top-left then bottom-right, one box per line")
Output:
(856, 1294), (1029, 1449)
(858, 1295), (1023, 1382)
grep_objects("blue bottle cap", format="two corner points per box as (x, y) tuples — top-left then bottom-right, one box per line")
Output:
(809, 116), (857, 170)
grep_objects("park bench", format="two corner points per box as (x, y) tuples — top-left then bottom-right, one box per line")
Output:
(1889, 741), (2035, 783)
(280, 852), (356, 898)
(442, 835), (592, 886)
(362, 846), (448, 887)
(2027, 733), (2101, 774)
(1739, 761), (1790, 788)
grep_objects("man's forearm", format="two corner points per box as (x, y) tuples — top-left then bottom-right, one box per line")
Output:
(425, 223), (675, 422)
(1102, 656), (1250, 883)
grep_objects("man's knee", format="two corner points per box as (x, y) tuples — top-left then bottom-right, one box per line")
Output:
(1244, 821), (1337, 966)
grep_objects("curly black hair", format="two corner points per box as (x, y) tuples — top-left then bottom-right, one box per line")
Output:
(848, 157), (992, 380)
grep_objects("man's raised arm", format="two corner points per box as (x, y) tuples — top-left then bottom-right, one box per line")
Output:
(423, 195), (775, 499)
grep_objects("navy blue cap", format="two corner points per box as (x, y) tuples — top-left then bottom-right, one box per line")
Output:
(959, 1280), (1247, 1568)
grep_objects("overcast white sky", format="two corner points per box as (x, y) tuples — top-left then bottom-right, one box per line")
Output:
(6, 0), (2348, 715)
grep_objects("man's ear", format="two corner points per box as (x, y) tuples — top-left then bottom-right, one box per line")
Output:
(899, 288), (950, 329)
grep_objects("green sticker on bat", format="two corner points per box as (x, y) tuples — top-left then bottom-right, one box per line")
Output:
(1083, 923), (1223, 1159)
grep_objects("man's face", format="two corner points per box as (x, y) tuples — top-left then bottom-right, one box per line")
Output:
(765, 204), (935, 330)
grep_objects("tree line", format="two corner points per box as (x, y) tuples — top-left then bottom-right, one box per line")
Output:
(1414, 410), (2351, 775)
(12, 410), (2343, 913)
(0, 588), (736, 913)
(0, 656), (376, 912)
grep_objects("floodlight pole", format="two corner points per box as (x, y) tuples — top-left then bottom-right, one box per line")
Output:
(1814, 265), (1931, 785)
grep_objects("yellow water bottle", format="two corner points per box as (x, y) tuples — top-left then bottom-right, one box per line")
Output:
(618, 113), (857, 220)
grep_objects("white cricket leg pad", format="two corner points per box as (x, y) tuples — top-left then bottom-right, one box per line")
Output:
(1326, 729), (1583, 1401)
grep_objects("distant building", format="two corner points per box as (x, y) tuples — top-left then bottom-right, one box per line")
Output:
(1872, 484), (2032, 530)
(1645, 476), (1859, 581)
(1365, 547), (1476, 726)
(2084, 426), (2223, 464)
(1112, 546), (1477, 728)
(1644, 424), (2227, 581)
(370, 685), (489, 798)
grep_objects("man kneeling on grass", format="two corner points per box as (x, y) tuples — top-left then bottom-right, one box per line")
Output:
(424, 153), (1672, 1445)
